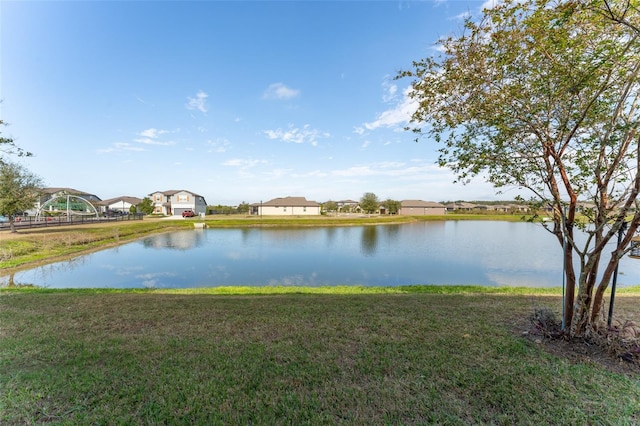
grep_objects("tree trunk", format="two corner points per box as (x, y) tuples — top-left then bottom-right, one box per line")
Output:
(8, 216), (17, 233)
(572, 278), (593, 336)
(592, 276), (611, 326)
(591, 246), (625, 325)
(563, 244), (576, 332)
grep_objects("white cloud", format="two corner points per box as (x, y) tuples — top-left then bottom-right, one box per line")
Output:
(264, 124), (329, 146)
(207, 138), (231, 153)
(134, 128), (174, 146)
(292, 170), (328, 179)
(381, 79), (398, 103)
(222, 158), (268, 178)
(134, 137), (175, 146)
(222, 158), (267, 168)
(481, 0), (501, 11)
(452, 11), (472, 21)
(331, 161), (440, 179)
(361, 86), (418, 132)
(139, 128), (168, 139)
(97, 142), (146, 154)
(333, 166), (377, 178)
(100, 127), (175, 153)
(262, 82), (300, 100)
(186, 90), (209, 113)
(267, 168), (293, 178)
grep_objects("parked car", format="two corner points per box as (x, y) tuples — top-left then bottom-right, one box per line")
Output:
(182, 210), (196, 217)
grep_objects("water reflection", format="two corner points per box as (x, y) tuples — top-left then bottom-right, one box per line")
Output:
(325, 227), (337, 248)
(361, 226), (378, 256)
(383, 223), (401, 242)
(3, 221), (640, 289)
(142, 230), (207, 250)
(136, 271), (178, 288)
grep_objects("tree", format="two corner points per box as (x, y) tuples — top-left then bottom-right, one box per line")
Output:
(0, 161), (43, 233)
(237, 201), (250, 214)
(340, 204), (353, 214)
(399, 0), (640, 336)
(0, 120), (32, 160)
(382, 199), (401, 215)
(598, 0), (640, 34)
(360, 192), (379, 214)
(323, 201), (338, 213)
(138, 197), (155, 215)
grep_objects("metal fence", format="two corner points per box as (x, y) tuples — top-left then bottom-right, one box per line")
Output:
(0, 213), (144, 231)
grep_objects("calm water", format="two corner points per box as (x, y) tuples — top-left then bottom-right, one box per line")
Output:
(3, 221), (640, 288)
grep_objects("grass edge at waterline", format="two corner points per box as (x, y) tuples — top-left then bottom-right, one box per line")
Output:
(3, 284), (640, 296)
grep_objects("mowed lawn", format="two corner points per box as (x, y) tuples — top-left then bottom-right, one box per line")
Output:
(1, 287), (639, 425)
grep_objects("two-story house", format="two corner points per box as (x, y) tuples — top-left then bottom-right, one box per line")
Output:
(148, 190), (208, 216)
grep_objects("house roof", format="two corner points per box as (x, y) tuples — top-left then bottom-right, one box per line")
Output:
(100, 196), (143, 206)
(262, 196), (320, 207)
(149, 189), (205, 198)
(445, 202), (477, 209)
(400, 200), (445, 208)
(40, 187), (101, 201)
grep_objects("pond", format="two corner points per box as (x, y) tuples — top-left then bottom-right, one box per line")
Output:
(3, 221), (640, 289)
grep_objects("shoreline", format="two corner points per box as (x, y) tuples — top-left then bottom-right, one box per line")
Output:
(0, 214), (531, 274)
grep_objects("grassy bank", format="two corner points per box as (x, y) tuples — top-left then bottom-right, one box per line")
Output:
(0, 220), (191, 270)
(1, 287), (639, 424)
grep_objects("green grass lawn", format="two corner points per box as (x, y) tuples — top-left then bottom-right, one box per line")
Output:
(1, 287), (639, 424)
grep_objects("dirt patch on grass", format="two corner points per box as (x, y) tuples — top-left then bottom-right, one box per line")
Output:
(531, 333), (640, 376)
(519, 299), (640, 377)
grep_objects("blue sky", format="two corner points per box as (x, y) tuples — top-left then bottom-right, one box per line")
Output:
(1, 0), (505, 206)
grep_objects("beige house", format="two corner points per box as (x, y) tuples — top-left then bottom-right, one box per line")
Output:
(399, 200), (446, 215)
(251, 197), (321, 216)
(149, 190), (207, 216)
(445, 202), (477, 212)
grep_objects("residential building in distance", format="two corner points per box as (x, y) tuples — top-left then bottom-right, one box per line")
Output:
(444, 202), (477, 212)
(399, 200), (447, 216)
(148, 190), (208, 216)
(251, 196), (321, 216)
(100, 196), (143, 214)
(336, 199), (360, 213)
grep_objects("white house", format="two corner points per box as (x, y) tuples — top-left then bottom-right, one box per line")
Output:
(149, 190), (208, 216)
(100, 196), (143, 214)
(251, 196), (321, 216)
(399, 200), (447, 216)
